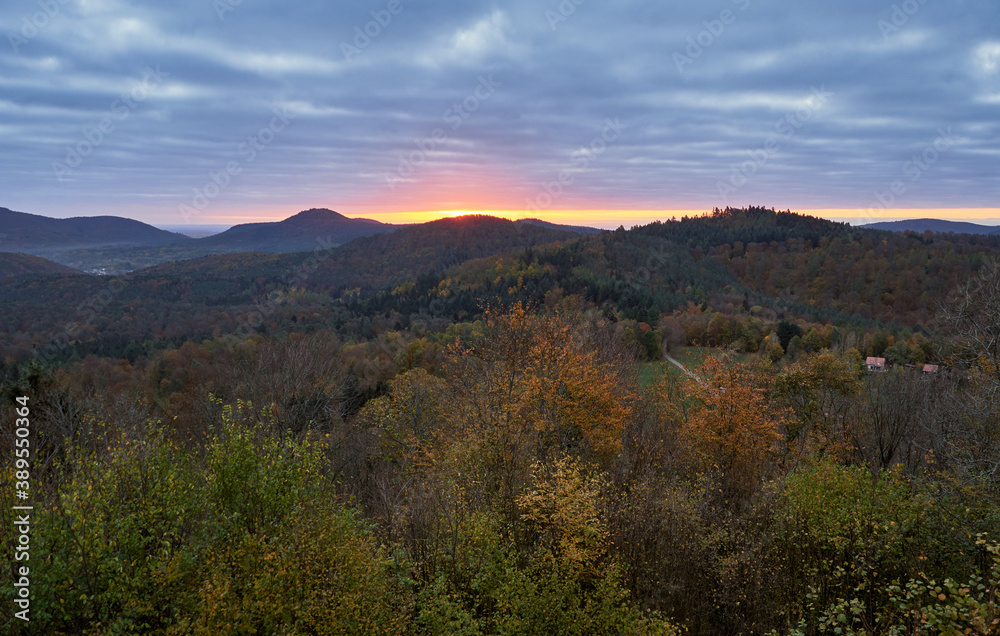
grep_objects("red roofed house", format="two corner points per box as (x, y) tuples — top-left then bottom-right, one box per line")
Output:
(866, 357), (886, 371)
(923, 364), (939, 374)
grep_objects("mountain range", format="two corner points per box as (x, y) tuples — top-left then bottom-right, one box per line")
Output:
(0, 206), (600, 274)
(5, 205), (1000, 278)
(3, 206), (999, 369)
(858, 218), (1000, 235)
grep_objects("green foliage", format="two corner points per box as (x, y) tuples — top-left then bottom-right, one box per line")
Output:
(205, 399), (325, 537)
(778, 321), (803, 351)
(774, 460), (1000, 634)
(24, 426), (203, 632)
(3, 406), (410, 635)
(415, 458), (680, 635)
(181, 502), (410, 635)
(776, 537), (1000, 635)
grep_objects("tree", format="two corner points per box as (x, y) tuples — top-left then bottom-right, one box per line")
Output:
(802, 327), (824, 353)
(940, 259), (1000, 488)
(444, 304), (636, 513)
(657, 316), (686, 353)
(944, 258), (1000, 399)
(776, 320), (802, 351)
(775, 351), (861, 459)
(852, 369), (926, 472)
(674, 357), (787, 502)
(884, 339), (911, 366)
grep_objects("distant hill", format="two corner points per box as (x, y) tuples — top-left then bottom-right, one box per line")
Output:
(138, 214), (579, 293)
(634, 206), (858, 246)
(5, 207), (1000, 366)
(4, 207), (399, 273)
(0, 253), (80, 279)
(0, 207), (189, 253)
(516, 218), (602, 235)
(10, 208), (600, 274)
(858, 218), (1000, 235)
(155, 225), (232, 239)
(197, 208), (396, 252)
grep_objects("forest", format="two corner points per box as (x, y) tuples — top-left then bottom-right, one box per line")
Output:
(2, 208), (999, 634)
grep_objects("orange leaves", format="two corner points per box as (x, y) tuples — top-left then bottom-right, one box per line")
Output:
(447, 303), (635, 462)
(523, 317), (634, 458)
(672, 356), (786, 500)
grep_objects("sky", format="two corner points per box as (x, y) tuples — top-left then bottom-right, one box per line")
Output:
(1, 0), (998, 230)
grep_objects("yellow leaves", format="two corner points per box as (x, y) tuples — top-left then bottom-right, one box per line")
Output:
(518, 456), (609, 577)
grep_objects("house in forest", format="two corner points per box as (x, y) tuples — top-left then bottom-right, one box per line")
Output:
(923, 364), (939, 374)
(866, 357), (886, 371)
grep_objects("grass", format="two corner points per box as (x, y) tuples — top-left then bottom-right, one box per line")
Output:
(639, 346), (758, 388)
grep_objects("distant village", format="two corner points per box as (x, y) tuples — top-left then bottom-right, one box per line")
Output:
(866, 356), (940, 374)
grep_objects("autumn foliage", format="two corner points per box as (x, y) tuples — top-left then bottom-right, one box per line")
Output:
(669, 356), (786, 500)
(3, 299), (1000, 635)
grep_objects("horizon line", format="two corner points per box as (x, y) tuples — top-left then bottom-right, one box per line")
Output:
(153, 207), (1000, 230)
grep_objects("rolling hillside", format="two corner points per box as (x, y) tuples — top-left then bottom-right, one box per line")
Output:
(0, 253), (81, 279)
(4, 207), (999, 368)
(859, 218), (1000, 235)
(3, 207), (597, 274)
(0, 206), (188, 253)
(136, 214), (579, 290)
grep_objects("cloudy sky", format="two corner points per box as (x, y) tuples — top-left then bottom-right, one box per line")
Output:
(1, 0), (998, 228)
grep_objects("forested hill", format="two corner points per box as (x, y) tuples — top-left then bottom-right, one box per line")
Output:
(0, 206), (188, 253)
(0, 253), (81, 279)
(633, 206), (857, 246)
(0, 215), (582, 365)
(2, 207), (597, 274)
(137, 214), (580, 290)
(193, 207), (396, 252)
(860, 218), (1000, 235)
(2, 207), (999, 369)
(646, 207), (999, 326)
(396, 207), (1000, 329)
(29, 208), (400, 273)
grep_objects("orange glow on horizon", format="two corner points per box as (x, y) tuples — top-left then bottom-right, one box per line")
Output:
(185, 207), (1000, 229)
(350, 208), (1000, 229)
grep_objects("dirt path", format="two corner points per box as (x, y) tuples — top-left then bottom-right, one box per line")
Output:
(663, 353), (702, 384)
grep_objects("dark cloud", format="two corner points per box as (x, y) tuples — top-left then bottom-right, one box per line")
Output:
(0, 0), (997, 225)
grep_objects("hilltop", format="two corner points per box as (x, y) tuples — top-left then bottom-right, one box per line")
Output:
(195, 208), (396, 252)
(0, 206), (188, 254)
